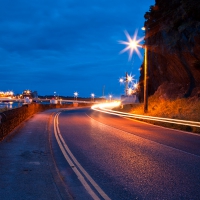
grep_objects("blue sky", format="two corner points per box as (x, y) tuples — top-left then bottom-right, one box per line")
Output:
(0, 0), (154, 98)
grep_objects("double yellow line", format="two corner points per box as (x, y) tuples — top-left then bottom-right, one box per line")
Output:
(54, 112), (111, 200)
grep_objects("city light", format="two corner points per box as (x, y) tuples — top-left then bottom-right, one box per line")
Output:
(24, 90), (31, 94)
(0, 91), (14, 97)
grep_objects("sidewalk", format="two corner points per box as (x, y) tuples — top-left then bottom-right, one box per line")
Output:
(0, 110), (73, 200)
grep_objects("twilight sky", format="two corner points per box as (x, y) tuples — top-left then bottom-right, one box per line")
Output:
(0, 0), (154, 98)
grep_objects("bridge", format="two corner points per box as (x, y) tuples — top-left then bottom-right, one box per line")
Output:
(0, 97), (104, 104)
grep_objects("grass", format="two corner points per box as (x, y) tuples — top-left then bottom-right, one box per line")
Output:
(115, 95), (200, 133)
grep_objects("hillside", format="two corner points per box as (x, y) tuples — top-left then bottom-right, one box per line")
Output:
(138, 0), (200, 101)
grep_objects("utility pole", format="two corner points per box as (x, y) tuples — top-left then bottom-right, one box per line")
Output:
(102, 85), (105, 98)
(144, 26), (148, 113)
(125, 72), (128, 96)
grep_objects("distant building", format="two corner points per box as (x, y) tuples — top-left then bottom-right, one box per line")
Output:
(22, 90), (38, 99)
(121, 94), (139, 105)
(32, 91), (38, 98)
(50, 99), (58, 104)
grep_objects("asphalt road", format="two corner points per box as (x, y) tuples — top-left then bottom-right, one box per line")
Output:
(56, 108), (200, 200)
(0, 107), (200, 200)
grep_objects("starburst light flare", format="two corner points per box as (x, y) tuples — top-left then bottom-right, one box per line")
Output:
(133, 81), (139, 89)
(118, 30), (144, 60)
(128, 88), (133, 95)
(74, 92), (78, 97)
(127, 74), (134, 82)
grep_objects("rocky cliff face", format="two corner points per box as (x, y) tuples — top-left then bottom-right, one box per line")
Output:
(139, 0), (200, 101)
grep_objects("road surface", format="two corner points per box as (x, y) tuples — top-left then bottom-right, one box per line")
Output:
(0, 107), (200, 199)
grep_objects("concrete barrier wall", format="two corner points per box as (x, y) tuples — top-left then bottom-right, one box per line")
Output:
(0, 103), (92, 140)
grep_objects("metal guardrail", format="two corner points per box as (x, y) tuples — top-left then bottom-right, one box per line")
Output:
(62, 100), (99, 104)
(0, 98), (99, 104)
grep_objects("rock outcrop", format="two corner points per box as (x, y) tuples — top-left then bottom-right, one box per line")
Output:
(139, 0), (200, 101)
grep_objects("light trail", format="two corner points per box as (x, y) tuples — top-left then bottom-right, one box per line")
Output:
(91, 103), (200, 128)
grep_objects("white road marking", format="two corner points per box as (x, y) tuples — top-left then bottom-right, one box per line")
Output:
(54, 112), (111, 200)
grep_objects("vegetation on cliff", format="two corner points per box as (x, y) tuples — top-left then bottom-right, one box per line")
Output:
(116, 96), (200, 133)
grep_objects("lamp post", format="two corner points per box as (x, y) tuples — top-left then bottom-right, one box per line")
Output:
(109, 95), (112, 102)
(91, 93), (95, 102)
(143, 44), (148, 112)
(74, 92), (78, 101)
(119, 29), (148, 112)
(102, 85), (106, 101)
(119, 72), (134, 96)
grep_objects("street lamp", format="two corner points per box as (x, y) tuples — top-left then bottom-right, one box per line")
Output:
(109, 95), (112, 101)
(133, 81), (139, 92)
(127, 74), (134, 82)
(127, 88), (133, 96)
(119, 78), (124, 83)
(119, 29), (148, 113)
(119, 72), (134, 96)
(91, 93), (95, 102)
(74, 92), (78, 100)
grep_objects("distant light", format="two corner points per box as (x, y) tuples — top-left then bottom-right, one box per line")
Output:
(74, 92), (78, 97)
(128, 88), (132, 95)
(119, 78), (124, 83)
(127, 74), (134, 82)
(133, 82), (139, 89)
(25, 90), (30, 94)
(141, 27), (146, 31)
(91, 93), (95, 97)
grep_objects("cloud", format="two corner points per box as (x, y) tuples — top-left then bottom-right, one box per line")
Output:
(0, 0), (154, 96)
